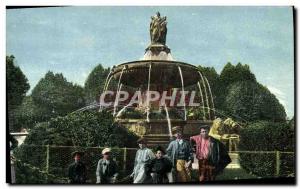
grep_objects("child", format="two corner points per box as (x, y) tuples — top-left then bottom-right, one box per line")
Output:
(96, 148), (119, 184)
(147, 146), (173, 184)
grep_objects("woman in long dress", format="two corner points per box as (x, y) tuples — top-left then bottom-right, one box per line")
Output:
(130, 138), (155, 183)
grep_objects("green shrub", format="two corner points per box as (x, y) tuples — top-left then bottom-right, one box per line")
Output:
(14, 110), (139, 183)
(239, 121), (294, 177)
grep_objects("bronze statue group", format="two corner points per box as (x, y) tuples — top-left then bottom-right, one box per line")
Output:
(68, 125), (231, 184)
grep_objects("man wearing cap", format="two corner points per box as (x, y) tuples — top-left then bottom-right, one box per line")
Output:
(130, 138), (155, 183)
(96, 148), (118, 184)
(166, 126), (193, 183)
(68, 151), (87, 184)
(190, 125), (231, 182)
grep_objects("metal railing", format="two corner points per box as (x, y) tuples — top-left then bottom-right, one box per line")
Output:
(11, 144), (295, 183)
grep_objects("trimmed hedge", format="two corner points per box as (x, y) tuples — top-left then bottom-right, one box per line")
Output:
(239, 121), (294, 177)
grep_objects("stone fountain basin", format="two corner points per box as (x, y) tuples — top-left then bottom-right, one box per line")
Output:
(111, 60), (201, 88)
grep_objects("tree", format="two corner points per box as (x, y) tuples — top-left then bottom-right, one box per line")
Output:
(6, 55), (30, 131)
(224, 81), (286, 122)
(84, 64), (111, 104)
(217, 62), (257, 111)
(220, 62), (256, 87)
(12, 96), (39, 131)
(31, 71), (85, 122)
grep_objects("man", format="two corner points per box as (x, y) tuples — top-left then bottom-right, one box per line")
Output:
(68, 151), (87, 184)
(130, 138), (155, 183)
(147, 146), (173, 183)
(96, 148), (118, 184)
(166, 126), (193, 183)
(190, 125), (231, 182)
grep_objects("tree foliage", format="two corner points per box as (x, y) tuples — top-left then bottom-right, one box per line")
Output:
(224, 81), (286, 122)
(31, 71), (85, 122)
(23, 110), (138, 148)
(84, 64), (110, 104)
(220, 62), (256, 87)
(7, 55), (30, 131)
(6, 55), (30, 109)
(12, 96), (43, 131)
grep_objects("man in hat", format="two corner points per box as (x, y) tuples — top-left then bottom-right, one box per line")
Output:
(190, 125), (231, 182)
(130, 138), (155, 183)
(147, 146), (173, 183)
(166, 126), (193, 183)
(68, 151), (87, 184)
(96, 148), (118, 184)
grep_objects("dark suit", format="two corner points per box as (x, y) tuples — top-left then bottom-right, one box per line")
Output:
(68, 161), (87, 184)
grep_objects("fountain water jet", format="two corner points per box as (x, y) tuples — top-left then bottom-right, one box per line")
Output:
(198, 71), (211, 120)
(164, 104), (173, 139)
(113, 66), (125, 116)
(197, 81), (206, 120)
(178, 66), (187, 121)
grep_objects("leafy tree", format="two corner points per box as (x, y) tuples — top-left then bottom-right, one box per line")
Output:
(31, 71), (85, 122)
(84, 64), (110, 104)
(6, 55), (30, 131)
(217, 62), (257, 112)
(12, 96), (42, 131)
(220, 62), (256, 87)
(224, 81), (286, 122)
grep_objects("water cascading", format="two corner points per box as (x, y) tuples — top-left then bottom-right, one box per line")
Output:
(204, 76), (215, 118)
(164, 104), (173, 139)
(198, 71), (211, 120)
(113, 66), (125, 116)
(197, 81), (206, 120)
(178, 66), (187, 121)
(146, 63), (152, 122)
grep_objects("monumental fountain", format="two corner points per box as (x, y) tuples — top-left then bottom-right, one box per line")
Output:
(101, 12), (215, 146)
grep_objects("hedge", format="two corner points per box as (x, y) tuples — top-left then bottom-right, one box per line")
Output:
(239, 121), (294, 177)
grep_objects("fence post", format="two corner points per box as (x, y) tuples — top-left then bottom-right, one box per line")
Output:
(275, 151), (280, 177)
(123, 147), (127, 171)
(46, 145), (50, 174)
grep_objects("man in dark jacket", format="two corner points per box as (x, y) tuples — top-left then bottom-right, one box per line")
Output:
(68, 151), (87, 184)
(96, 148), (118, 184)
(190, 125), (231, 182)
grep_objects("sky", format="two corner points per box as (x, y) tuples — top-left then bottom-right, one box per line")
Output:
(6, 6), (294, 117)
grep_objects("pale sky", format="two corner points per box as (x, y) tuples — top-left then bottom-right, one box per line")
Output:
(6, 6), (294, 117)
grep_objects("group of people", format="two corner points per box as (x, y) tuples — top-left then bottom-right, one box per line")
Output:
(68, 125), (231, 184)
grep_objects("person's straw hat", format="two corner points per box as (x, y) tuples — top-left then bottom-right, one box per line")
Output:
(102, 148), (112, 155)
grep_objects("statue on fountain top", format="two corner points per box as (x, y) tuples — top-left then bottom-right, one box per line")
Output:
(150, 12), (167, 45)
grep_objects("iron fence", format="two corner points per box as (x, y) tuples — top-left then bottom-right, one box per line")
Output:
(11, 144), (295, 184)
